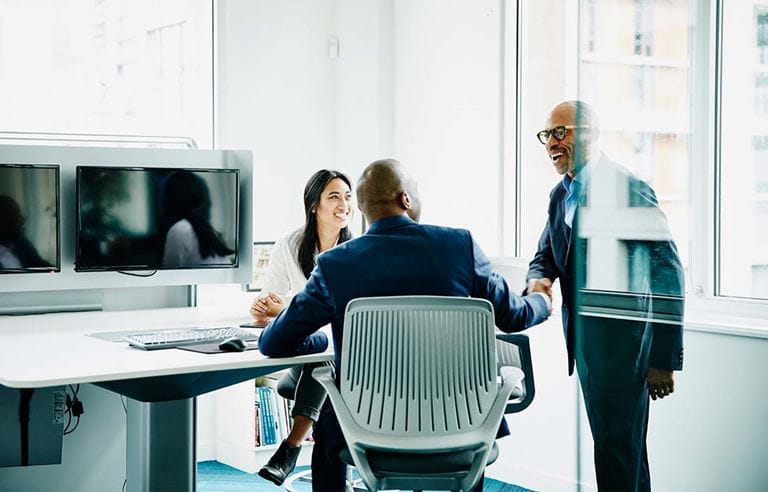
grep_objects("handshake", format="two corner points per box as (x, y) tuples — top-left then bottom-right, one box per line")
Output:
(526, 277), (554, 314)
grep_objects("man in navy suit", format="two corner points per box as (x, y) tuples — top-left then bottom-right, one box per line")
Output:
(526, 100), (684, 491)
(260, 158), (552, 491)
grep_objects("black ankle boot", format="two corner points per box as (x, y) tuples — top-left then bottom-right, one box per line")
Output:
(258, 440), (301, 486)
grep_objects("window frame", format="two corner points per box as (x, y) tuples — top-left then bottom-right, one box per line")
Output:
(699, 0), (768, 323)
(503, 0), (768, 334)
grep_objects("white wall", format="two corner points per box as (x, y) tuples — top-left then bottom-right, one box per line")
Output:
(393, 0), (503, 254)
(487, 263), (579, 490)
(579, 329), (768, 492)
(216, 0), (336, 240)
(216, 0), (392, 239)
(489, 316), (580, 491)
(333, 0), (395, 181)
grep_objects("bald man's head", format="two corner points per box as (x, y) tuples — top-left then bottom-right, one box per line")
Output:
(544, 100), (600, 176)
(357, 159), (421, 224)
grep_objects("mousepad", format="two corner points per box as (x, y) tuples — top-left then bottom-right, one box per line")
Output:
(177, 341), (259, 354)
(239, 321), (268, 329)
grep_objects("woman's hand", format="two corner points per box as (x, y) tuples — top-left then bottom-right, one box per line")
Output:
(249, 292), (286, 320)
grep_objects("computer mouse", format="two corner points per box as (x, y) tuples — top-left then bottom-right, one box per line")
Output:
(218, 337), (248, 352)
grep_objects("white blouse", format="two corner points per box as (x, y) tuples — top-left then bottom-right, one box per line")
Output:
(260, 228), (348, 301)
(259, 229), (309, 300)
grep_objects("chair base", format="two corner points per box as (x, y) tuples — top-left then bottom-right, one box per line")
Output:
(283, 467), (366, 492)
(339, 441), (499, 473)
(338, 442), (498, 491)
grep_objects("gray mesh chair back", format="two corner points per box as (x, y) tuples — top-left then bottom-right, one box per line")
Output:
(313, 296), (524, 491)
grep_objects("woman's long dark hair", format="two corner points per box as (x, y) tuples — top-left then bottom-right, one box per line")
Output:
(297, 170), (352, 278)
(161, 171), (235, 260)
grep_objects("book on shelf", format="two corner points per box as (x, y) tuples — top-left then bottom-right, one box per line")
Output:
(253, 371), (314, 447)
(253, 392), (261, 447)
(257, 386), (277, 445)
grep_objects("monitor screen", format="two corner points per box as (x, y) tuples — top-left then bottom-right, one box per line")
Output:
(0, 164), (60, 273)
(76, 166), (239, 272)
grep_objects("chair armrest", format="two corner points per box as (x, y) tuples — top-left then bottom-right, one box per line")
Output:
(496, 334), (536, 413)
(311, 365), (335, 387)
(311, 366), (374, 450)
(499, 366), (525, 387)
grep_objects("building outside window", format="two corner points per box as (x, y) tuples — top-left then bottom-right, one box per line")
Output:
(720, 0), (768, 299)
(0, 0), (213, 148)
(578, 0), (690, 294)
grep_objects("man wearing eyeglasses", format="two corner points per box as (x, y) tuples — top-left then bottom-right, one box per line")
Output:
(526, 100), (685, 491)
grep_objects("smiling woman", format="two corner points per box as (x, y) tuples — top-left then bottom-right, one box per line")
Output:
(247, 169), (352, 485)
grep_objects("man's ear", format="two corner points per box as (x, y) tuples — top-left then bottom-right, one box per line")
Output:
(400, 191), (413, 210)
(584, 126), (599, 144)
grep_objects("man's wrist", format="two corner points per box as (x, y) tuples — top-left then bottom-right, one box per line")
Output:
(531, 291), (552, 312)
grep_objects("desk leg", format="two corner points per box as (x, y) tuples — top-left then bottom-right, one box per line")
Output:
(125, 398), (195, 492)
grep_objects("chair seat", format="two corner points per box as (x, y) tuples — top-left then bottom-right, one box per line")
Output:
(340, 441), (499, 475)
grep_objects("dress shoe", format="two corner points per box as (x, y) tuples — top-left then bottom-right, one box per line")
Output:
(258, 439), (301, 486)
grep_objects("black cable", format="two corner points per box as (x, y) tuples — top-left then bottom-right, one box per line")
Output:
(64, 416), (80, 435)
(117, 270), (158, 277)
(63, 385), (84, 436)
(64, 411), (72, 433)
(120, 395), (127, 414)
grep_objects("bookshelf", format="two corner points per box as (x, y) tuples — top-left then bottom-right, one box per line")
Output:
(214, 375), (314, 473)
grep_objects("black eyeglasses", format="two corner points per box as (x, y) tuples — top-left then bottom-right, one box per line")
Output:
(536, 125), (589, 145)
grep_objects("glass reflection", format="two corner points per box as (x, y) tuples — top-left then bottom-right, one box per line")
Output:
(0, 165), (59, 272)
(76, 167), (237, 271)
(527, 99), (685, 491)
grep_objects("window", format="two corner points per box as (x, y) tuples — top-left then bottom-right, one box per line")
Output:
(514, 0), (570, 258)
(755, 73), (768, 115)
(633, 0), (654, 57)
(0, 0), (213, 148)
(577, 0), (691, 297)
(719, 0), (768, 299)
(756, 6), (768, 64)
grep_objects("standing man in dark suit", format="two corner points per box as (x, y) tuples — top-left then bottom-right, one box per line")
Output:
(526, 100), (684, 491)
(259, 158), (552, 491)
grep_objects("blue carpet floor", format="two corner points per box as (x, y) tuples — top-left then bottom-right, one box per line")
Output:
(197, 460), (531, 491)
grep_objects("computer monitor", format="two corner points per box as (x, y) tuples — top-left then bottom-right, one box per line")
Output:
(75, 166), (239, 272)
(0, 164), (60, 273)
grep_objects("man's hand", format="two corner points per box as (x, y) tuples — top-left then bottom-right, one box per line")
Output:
(647, 367), (675, 400)
(527, 278), (553, 300)
(526, 278), (554, 314)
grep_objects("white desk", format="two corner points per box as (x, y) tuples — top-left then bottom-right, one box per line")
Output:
(0, 306), (333, 491)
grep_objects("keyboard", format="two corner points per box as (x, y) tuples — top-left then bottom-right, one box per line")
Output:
(124, 326), (260, 351)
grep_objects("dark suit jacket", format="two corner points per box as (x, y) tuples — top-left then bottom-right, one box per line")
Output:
(526, 155), (684, 384)
(260, 215), (550, 366)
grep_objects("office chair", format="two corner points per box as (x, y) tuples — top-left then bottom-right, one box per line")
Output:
(313, 296), (526, 491)
(277, 368), (366, 492)
(495, 333), (536, 414)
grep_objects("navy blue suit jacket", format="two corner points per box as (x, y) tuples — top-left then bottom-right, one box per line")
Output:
(260, 215), (550, 367)
(526, 156), (684, 382)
